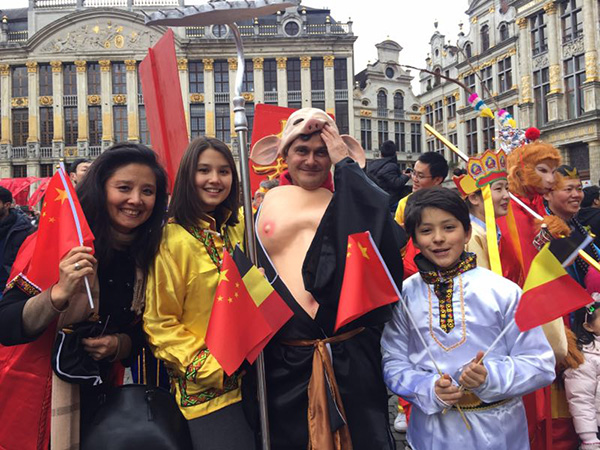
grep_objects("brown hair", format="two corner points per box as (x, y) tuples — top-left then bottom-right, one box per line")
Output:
(168, 137), (240, 229)
(507, 141), (561, 197)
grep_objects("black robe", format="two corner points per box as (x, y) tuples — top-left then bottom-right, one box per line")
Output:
(255, 158), (407, 450)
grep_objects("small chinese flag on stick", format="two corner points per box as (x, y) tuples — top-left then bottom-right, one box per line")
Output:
(206, 246), (292, 375)
(335, 231), (400, 332)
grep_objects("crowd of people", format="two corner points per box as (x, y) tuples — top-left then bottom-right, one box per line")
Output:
(0, 106), (599, 450)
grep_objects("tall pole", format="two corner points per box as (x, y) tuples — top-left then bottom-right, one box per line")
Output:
(229, 22), (271, 450)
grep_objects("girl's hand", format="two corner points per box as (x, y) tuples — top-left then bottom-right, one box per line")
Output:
(459, 351), (488, 389)
(435, 373), (463, 405)
(82, 334), (119, 361)
(51, 246), (96, 309)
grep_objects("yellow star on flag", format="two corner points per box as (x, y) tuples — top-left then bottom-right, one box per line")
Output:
(48, 217), (56, 223)
(54, 187), (69, 205)
(358, 242), (370, 260)
(217, 295), (224, 302)
(228, 297), (233, 303)
(42, 211), (46, 217)
(218, 269), (229, 285)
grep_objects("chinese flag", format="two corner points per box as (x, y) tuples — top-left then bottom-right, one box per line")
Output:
(335, 231), (400, 332)
(516, 238), (593, 331)
(206, 247), (292, 376)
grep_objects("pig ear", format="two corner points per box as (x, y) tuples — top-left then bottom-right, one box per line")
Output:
(250, 135), (281, 165)
(341, 135), (366, 169)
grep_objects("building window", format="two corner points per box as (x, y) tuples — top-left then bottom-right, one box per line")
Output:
(449, 133), (459, 163)
(284, 21), (300, 36)
(287, 58), (301, 91)
(112, 62), (126, 95)
(411, 123), (422, 153)
(39, 64), (53, 97)
(113, 105), (128, 142)
(480, 25), (490, 52)
(378, 120), (389, 146)
(482, 117), (495, 150)
(434, 100), (443, 123)
(499, 23), (509, 42)
(212, 24), (228, 38)
(564, 54), (585, 119)
(498, 58), (513, 93)
(246, 102), (254, 142)
(39, 107), (53, 147)
(360, 118), (372, 150)
(394, 122), (405, 151)
(310, 58), (324, 91)
(447, 95), (456, 119)
(464, 73), (476, 105)
(139, 105), (150, 145)
(89, 106), (102, 146)
(561, 0), (583, 43)
(425, 105), (433, 125)
(242, 60), (254, 92)
(63, 63), (77, 96)
(377, 90), (387, 117)
(87, 63), (100, 95)
(190, 104), (206, 139)
(465, 43), (472, 59)
(214, 60), (229, 93)
(531, 12), (548, 56)
(215, 104), (230, 143)
(12, 66), (27, 98)
(12, 165), (27, 178)
(40, 164), (53, 177)
(393, 92), (404, 118)
(533, 67), (550, 126)
(466, 118), (477, 155)
(64, 107), (78, 146)
(335, 101), (349, 135)
(480, 66), (493, 96)
(189, 61), (204, 94)
(427, 140), (435, 152)
(12, 109), (28, 147)
(263, 59), (277, 93)
(334, 58), (348, 90)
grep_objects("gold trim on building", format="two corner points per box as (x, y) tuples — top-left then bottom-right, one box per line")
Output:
(276, 57), (287, 69)
(471, 16), (478, 24)
(300, 56), (312, 69)
(448, 122), (457, 130)
(228, 57), (238, 71)
(88, 95), (101, 106)
(39, 96), (53, 106)
(516, 17), (528, 29)
(0, 64), (9, 76)
(453, 92), (460, 100)
(489, 6), (495, 13)
(26, 61), (38, 73)
(177, 58), (188, 71)
(360, 109), (372, 117)
(520, 75), (532, 103)
(124, 60), (137, 71)
(11, 97), (29, 108)
(99, 60), (111, 72)
(113, 94), (127, 105)
(74, 60), (87, 72)
(64, 147), (78, 157)
(585, 52), (599, 82)
(50, 60), (62, 73)
(549, 64), (561, 92)
(324, 55), (335, 68)
(190, 93), (204, 103)
(252, 57), (264, 70)
(202, 58), (214, 71)
(242, 92), (254, 102)
(543, 2), (557, 14)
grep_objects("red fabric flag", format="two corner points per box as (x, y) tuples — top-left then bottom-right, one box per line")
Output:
(335, 231), (400, 332)
(28, 177), (51, 207)
(139, 28), (188, 192)
(205, 249), (273, 376)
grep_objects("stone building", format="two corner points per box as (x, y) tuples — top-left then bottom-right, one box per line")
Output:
(419, 0), (600, 181)
(353, 40), (422, 169)
(0, 0), (356, 178)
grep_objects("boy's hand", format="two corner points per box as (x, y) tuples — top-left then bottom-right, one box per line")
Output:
(434, 374), (463, 405)
(459, 351), (488, 390)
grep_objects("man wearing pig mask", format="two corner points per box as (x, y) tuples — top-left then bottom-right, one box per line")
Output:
(249, 108), (407, 449)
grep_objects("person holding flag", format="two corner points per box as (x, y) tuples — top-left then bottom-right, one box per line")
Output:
(381, 186), (556, 450)
(143, 137), (256, 450)
(0, 143), (168, 450)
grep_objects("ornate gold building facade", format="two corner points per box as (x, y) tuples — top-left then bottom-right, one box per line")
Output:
(0, 0), (355, 178)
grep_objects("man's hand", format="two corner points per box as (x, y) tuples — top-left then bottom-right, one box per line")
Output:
(321, 123), (349, 165)
(459, 351), (488, 390)
(435, 373), (463, 406)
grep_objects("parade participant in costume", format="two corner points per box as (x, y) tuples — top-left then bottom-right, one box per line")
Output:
(250, 107), (406, 450)
(0, 144), (168, 450)
(144, 137), (255, 450)
(381, 186), (556, 450)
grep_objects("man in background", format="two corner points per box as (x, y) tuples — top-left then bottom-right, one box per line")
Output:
(68, 158), (91, 186)
(367, 140), (410, 213)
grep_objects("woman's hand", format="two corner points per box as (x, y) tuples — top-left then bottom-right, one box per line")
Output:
(50, 246), (96, 309)
(82, 334), (119, 361)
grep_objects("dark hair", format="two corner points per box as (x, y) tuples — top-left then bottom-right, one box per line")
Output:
(76, 143), (168, 274)
(556, 164), (580, 179)
(573, 302), (600, 349)
(68, 158), (91, 175)
(464, 191), (482, 213)
(169, 137), (240, 230)
(404, 186), (471, 240)
(453, 168), (467, 177)
(0, 186), (13, 203)
(582, 186), (600, 208)
(417, 151), (449, 181)
(380, 140), (398, 157)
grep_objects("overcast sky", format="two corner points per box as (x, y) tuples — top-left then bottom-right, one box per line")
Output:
(3, 0), (471, 93)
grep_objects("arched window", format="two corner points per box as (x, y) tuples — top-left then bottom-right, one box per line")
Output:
(499, 23), (509, 42)
(393, 92), (404, 118)
(377, 90), (387, 116)
(480, 25), (490, 51)
(465, 43), (472, 59)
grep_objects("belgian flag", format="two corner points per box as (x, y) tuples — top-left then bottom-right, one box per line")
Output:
(206, 246), (293, 375)
(515, 231), (594, 331)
